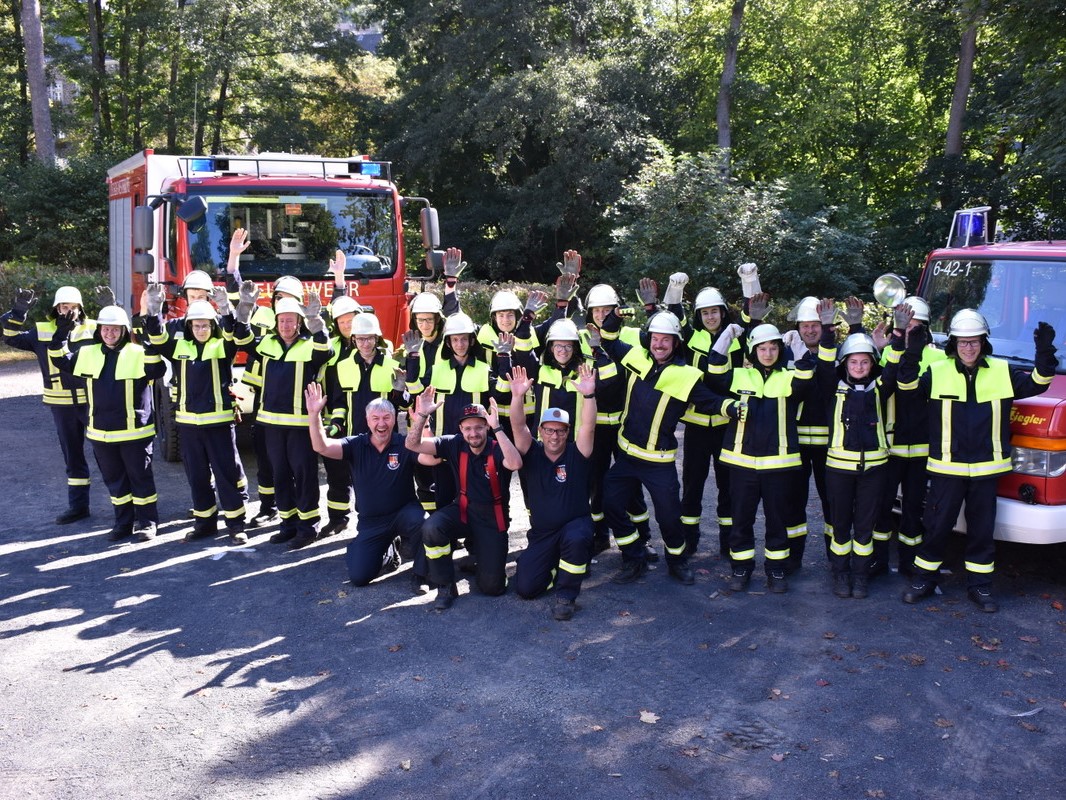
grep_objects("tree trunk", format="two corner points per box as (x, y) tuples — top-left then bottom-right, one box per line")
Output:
(945, 2), (984, 157)
(132, 25), (146, 150)
(8, 0), (30, 163)
(716, 0), (745, 178)
(20, 0), (54, 163)
(166, 0), (187, 151)
(86, 0), (112, 146)
(210, 65), (230, 154)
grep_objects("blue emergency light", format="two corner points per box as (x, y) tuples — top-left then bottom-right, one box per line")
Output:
(948, 206), (991, 247)
(189, 158), (215, 173)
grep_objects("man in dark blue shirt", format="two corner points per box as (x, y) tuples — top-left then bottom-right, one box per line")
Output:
(306, 384), (427, 588)
(508, 364), (597, 621)
(405, 389), (523, 611)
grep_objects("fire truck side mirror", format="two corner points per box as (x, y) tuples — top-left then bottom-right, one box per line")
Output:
(420, 206), (440, 249)
(133, 206), (154, 251)
(133, 253), (155, 274)
(176, 196), (209, 234)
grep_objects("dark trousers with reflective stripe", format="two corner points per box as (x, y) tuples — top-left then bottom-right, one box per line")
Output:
(874, 454), (927, 570)
(92, 438), (157, 529)
(728, 466), (793, 574)
(422, 502), (508, 595)
(680, 422), (732, 555)
(262, 425), (320, 538)
(604, 452), (686, 565)
(51, 404), (90, 511)
(590, 425), (650, 541)
(346, 503), (428, 586)
(827, 465), (886, 576)
(918, 474), (998, 588)
(787, 444), (830, 564)
(514, 516), (594, 601)
(252, 421), (275, 510)
(180, 423), (246, 529)
(323, 454), (352, 524)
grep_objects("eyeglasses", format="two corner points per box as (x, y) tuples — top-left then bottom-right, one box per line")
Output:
(955, 339), (983, 349)
(551, 343), (575, 351)
(540, 427), (568, 437)
(354, 336), (378, 344)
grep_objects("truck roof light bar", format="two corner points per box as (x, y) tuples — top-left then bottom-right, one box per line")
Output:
(180, 154), (391, 182)
(948, 206), (992, 248)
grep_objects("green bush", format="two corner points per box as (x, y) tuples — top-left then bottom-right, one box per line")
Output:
(0, 260), (109, 322)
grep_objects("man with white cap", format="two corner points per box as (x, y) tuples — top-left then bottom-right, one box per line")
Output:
(507, 363), (598, 621)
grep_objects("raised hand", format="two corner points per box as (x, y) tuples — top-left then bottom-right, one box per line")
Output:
(229, 228), (250, 267)
(12, 288), (36, 315)
(557, 249), (582, 277)
(211, 285), (231, 315)
(893, 302), (914, 331)
(145, 284), (165, 317)
(662, 272), (689, 306)
(304, 294), (324, 334)
(304, 382), (328, 416)
(842, 296), (865, 327)
(443, 247), (467, 280)
(329, 250), (346, 283)
(392, 366), (407, 393)
(414, 386), (443, 417)
(584, 323), (602, 348)
(495, 331), (515, 355)
(817, 298), (837, 326)
(555, 273), (579, 302)
(637, 277), (658, 307)
(508, 364), (534, 397)
(523, 290), (548, 317)
(569, 362), (596, 397)
(402, 329), (424, 356)
(747, 292), (770, 321)
(94, 285), (116, 308)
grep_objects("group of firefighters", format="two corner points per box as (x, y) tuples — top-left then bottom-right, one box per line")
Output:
(3, 231), (1058, 619)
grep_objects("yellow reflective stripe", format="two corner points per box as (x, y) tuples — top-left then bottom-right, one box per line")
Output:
(223, 507), (246, 519)
(596, 411), (621, 424)
(826, 451), (888, 470)
(176, 410), (233, 425)
(965, 560), (994, 573)
(617, 434), (676, 462)
(764, 547), (789, 561)
(615, 530), (640, 546)
(665, 542), (685, 555)
(899, 532), (922, 546)
(680, 515), (701, 525)
(872, 529), (891, 542)
(786, 523), (807, 538)
(720, 450), (802, 470)
(132, 494), (158, 505)
(889, 443), (929, 457)
(110, 493), (133, 505)
(558, 559), (587, 575)
(68, 478), (90, 486)
(87, 426), (155, 443)
(1033, 370), (1052, 386)
(914, 555), (941, 572)
(628, 510), (650, 523)
(830, 539), (852, 556)
(719, 516), (733, 526)
(927, 457), (1010, 477)
(853, 540), (874, 556)
(425, 543), (451, 559)
(990, 398), (1003, 463)
(257, 410), (310, 427)
(258, 486), (274, 496)
(279, 508), (299, 519)
(297, 508), (320, 521)
(193, 506), (218, 517)
(590, 511), (604, 521)
(327, 500), (350, 511)
(731, 548), (755, 561)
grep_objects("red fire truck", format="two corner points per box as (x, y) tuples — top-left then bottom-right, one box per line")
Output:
(913, 206), (1066, 544)
(107, 150), (441, 460)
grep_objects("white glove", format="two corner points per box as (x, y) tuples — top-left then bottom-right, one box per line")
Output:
(782, 329), (807, 361)
(662, 272), (689, 306)
(711, 322), (744, 355)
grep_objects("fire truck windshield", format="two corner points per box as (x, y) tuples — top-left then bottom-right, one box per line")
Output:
(182, 189), (397, 280)
(922, 257), (1066, 372)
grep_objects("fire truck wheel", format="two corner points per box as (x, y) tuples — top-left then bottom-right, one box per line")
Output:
(155, 382), (182, 463)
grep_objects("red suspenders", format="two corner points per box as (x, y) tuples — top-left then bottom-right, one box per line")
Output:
(458, 449), (506, 531)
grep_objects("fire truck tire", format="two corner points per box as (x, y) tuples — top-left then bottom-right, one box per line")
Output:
(155, 383), (182, 463)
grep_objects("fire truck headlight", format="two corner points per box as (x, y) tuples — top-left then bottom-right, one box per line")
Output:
(1011, 448), (1066, 478)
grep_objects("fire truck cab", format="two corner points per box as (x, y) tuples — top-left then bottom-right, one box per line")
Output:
(107, 150), (441, 460)
(915, 207), (1066, 544)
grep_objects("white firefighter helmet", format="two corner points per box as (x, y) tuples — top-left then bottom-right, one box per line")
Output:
(902, 295), (931, 323)
(351, 313), (383, 337)
(52, 286), (83, 307)
(545, 318), (580, 342)
(586, 283), (620, 309)
(182, 271), (214, 293)
(837, 332), (877, 361)
(274, 297), (306, 319)
(442, 312), (477, 337)
(948, 309), (989, 337)
(647, 311), (682, 337)
(693, 287), (727, 312)
(409, 292), (443, 315)
(273, 275), (303, 300)
(788, 296), (821, 323)
(97, 305), (131, 329)
(184, 300), (217, 322)
(489, 290), (522, 314)
(748, 323), (783, 348)
(330, 295), (361, 321)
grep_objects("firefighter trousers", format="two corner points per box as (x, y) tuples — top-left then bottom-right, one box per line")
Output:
(51, 404), (90, 512)
(785, 444), (830, 566)
(514, 516), (594, 602)
(422, 503), (509, 595)
(180, 423), (246, 530)
(91, 437), (157, 530)
(323, 453), (353, 525)
(873, 454), (927, 572)
(252, 421), (275, 511)
(603, 452), (687, 565)
(589, 424), (650, 543)
(680, 421), (732, 556)
(262, 425), (320, 538)
(826, 465), (886, 576)
(728, 466), (793, 574)
(346, 502), (428, 586)
(916, 474), (998, 588)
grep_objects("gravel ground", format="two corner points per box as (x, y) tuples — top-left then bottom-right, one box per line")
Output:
(2, 358), (1065, 800)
